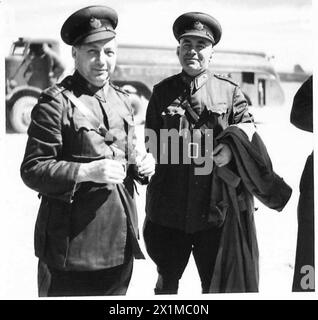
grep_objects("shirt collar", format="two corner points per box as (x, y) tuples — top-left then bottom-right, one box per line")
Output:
(71, 70), (109, 102)
(181, 69), (209, 92)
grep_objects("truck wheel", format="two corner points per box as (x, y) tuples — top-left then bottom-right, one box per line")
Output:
(9, 95), (38, 133)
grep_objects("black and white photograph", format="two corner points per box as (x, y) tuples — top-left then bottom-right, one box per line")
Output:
(0, 0), (315, 302)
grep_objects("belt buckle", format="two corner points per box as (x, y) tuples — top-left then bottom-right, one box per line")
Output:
(188, 142), (199, 159)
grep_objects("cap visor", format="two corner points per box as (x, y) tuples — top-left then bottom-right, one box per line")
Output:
(81, 30), (116, 44)
(179, 31), (214, 43)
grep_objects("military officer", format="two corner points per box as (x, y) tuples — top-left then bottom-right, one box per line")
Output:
(143, 12), (254, 294)
(20, 5), (155, 297)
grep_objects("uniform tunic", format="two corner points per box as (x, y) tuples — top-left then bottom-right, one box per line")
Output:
(21, 71), (144, 271)
(145, 70), (253, 233)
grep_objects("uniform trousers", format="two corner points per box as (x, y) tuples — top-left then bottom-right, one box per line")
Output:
(37, 256), (133, 297)
(143, 219), (222, 294)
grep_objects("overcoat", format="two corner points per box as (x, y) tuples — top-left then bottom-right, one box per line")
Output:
(209, 126), (292, 292)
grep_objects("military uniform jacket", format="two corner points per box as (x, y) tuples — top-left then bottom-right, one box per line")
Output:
(145, 70), (253, 233)
(21, 71), (145, 271)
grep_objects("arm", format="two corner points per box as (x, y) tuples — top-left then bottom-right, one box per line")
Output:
(231, 85), (254, 125)
(230, 85), (256, 141)
(214, 85), (254, 167)
(20, 95), (80, 203)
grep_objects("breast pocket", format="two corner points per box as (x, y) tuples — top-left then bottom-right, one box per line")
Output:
(71, 113), (107, 160)
(207, 102), (229, 131)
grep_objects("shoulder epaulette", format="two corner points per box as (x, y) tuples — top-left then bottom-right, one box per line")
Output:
(41, 83), (65, 99)
(110, 83), (129, 96)
(154, 74), (179, 88)
(214, 73), (239, 86)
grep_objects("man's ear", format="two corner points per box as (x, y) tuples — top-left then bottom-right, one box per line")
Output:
(71, 46), (77, 59)
(176, 46), (180, 57)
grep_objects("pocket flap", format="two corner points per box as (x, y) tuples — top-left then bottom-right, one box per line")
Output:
(73, 111), (103, 133)
(207, 102), (228, 115)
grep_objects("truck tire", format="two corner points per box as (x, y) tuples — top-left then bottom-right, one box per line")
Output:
(9, 95), (38, 133)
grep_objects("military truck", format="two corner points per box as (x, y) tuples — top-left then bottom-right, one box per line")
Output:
(6, 39), (285, 132)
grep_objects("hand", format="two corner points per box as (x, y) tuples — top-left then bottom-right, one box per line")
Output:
(213, 143), (232, 167)
(77, 159), (126, 184)
(136, 153), (156, 177)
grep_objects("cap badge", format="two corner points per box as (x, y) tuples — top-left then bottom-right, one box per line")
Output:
(90, 17), (102, 29)
(193, 21), (204, 31)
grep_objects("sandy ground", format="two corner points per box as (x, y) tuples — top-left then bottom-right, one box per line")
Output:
(0, 81), (313, 300)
